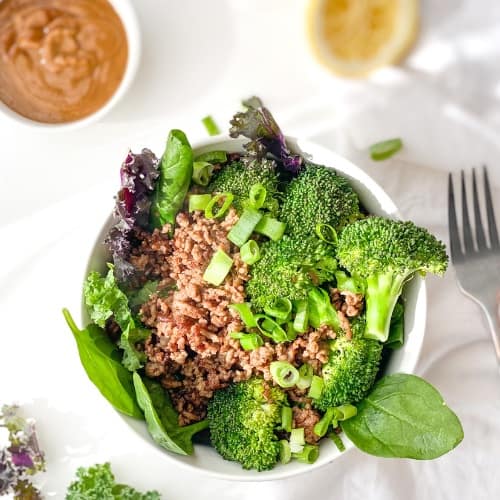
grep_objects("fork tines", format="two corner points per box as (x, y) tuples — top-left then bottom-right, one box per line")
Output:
(448, 166), (500, 262)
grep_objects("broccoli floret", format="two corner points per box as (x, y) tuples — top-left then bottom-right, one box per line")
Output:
(246, 235), (337, 311)
(337, 217), (448, 342)
(314, 317), (383, 411)
(208, 158), (279, 214)
(279, 163), (362, 238)
(207, 378), (288, 471)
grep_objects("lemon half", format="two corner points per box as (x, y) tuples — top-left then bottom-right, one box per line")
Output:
(307, 0), (419, 77)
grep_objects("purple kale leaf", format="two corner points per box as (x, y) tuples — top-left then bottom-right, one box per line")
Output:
(105, 149), (160, 282)
(229, 96), (302, 174)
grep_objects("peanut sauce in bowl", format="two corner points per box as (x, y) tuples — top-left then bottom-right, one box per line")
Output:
(0, 0), (130, 124)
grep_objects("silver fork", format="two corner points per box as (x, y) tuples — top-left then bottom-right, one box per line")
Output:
(448, 167), (500, 365)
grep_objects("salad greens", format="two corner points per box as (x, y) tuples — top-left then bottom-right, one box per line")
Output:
(150, 129), (193, 228)
(342, 374), (463, 459)
(133, 374), (209, 455)
(63, 309), (143, 419)
(66, 462), (160, 500)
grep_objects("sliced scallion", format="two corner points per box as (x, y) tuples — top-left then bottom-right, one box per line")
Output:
(229, 302), (257, 327)
(188, 194), (211, 212)
(254, 216), (286, 241)
(270, 361), (299, 388)
(292, 444), (319, 464)
(290, 427), (305, 453)
(203, 249), (233, 285)
(313, 407), (335, 438)
(240, 240), (261, 265)
(286, 322), (297, 341)
(333, 404), (357, 421)
(307, 375), (324, 399)
(227, 208), (263, 247)
(248, 183), (267, 209)
(315, 223), (338, 245)
(264, 298), (292, 321)
(239, 333), (263, 350)
(281, 406), (292, 432)
(296, 363), (313, 390)
(192, 161), (214, 186)
(205, 192), (234, 219)
(293, 299), (309, 333)
(279, 440), (292, 464)
(369, 138), (403, 161)
(194, 150), (227, 163)
(201, 115), (220, 136)
(330, 432), (345, 452)
(255, 315), (288, 342)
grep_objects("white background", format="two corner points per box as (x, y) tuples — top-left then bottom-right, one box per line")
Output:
(1, 0), (500, 499)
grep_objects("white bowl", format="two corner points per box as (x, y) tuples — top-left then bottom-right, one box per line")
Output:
(0, 0), (141, 131)
(82, 136), (427, 481)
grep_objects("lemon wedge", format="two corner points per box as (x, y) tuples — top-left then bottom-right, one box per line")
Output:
(307, 0), (419, 77)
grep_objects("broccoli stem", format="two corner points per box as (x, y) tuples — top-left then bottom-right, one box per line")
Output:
(364, 273), (406, 342)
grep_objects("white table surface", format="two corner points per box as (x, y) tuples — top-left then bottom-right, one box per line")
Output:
(1, 0), (500, 499)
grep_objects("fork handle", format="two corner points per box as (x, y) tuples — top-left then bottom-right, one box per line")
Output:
(480, 296), (500, 365)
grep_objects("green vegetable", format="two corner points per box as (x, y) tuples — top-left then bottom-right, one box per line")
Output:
(270, 361), (299, 388)
(240, 240), (261, 265)
(207, 378), (288, 471)
(307, 287), (341, 333)
(150, 130), (193, 228)
(307, 375), (324, 399)
(188, 193), (212, 212)
(62, 309), (142, 419)
(66, 462), (160, 500)
(264, 298), (292, 321)
(229, 302), (257, 327)
(281, 406), (293, 432)
(194, 150), (227, 163)
(208, 159), (279, 215)
(246, 235), (337, 311)
(329, 432), (345, 452)
(203, 249), (233, 286)
(204, 192), (234, 219)
(127, 280), (159, 312)
(279, 163), (362, 239)
(254, 216), (286, 241)
(296, 363), (313, 390)
(84, 268), (148, 371)
(192, 161), (214, 186)
(386, 302), (405, 349)
(342, 373), (464, 459)
(369, 138), (403, 161)
(255, 315), (288, 342)
(133, 373), (208, 455)
(315, 223), (338, 244)
(279, 440), (292, 464)
(230, 331), (264, 350)
(201, 115), (220, 136)
(334, 270), (365, 295)
(314, 317), (383, 411)
(292, 444), (319, 464)
(290, 428), (305, 448)
(293, 299), (309, 333)
(313, 407), (335, 438)
(248, 183), (267, 209)
(337, 217), (448, 342)
(227, 208), (263, 246)
(334, 404), (357, 421)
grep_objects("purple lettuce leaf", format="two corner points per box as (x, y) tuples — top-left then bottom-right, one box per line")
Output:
(229, 97), (302, 174)
(105, 149), (160, 282)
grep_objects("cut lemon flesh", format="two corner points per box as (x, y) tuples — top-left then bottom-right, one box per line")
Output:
(307, 0), (419, 77)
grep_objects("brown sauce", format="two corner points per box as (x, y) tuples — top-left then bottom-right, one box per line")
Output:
(0, 0), (128, 123)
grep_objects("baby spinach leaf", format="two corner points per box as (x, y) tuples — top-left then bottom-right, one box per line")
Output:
(133, 373), (209, 456)
(63, 309), (143, 419)
(150, 130), (193, 228)
(342, 373), (463, 459)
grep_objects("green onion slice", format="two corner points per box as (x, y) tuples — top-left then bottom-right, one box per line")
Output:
(330, 432), (345, 452)
(192, 161), (214, 186)
(227, 208), (263, 247)
(229, 302), (257, 327)
(289, 427), (305, 453)
(279, 440), (292, 464)
(205, 192), (234, 219)
(201, 115), (220, 136)
(240, 240), (261, 265)
(194, 150), (227, 163)
(202, 249), (233, 285)
(296, 363), (313, 390)
(264, 298), (292, 321)
(248, 183), (267, 209)
(315, 223), (338, 245)
(369, 138), (403, 161)
(313, 407), (335, 438)
(255, 315), (288, 342)
(307, 375), (324, 399)
(293, 299), (309, 333)
(293, 444), (319, 464)
(286, 322), (297, 342)
(254, 216), (286, 241)
(188, 194), (211, 212)
(333, 404), (357, 421)
(270, 361), (299, 388)
(281, 406), (292, 433)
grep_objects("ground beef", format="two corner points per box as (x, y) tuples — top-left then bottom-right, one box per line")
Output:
(292, 407), (321, 444)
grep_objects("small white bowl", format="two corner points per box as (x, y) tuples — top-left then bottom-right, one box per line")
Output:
(0, 0), (141, 131)
(82, 136), (427, 481)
